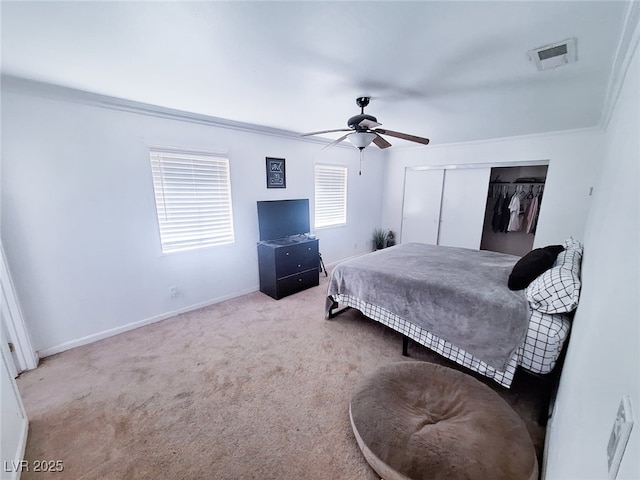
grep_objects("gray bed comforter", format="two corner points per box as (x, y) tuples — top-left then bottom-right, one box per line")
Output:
(327, 243), (529, 371)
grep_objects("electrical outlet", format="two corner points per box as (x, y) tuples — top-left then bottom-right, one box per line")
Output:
(607, 395), (634, 479)
(170, 286), (178, 298)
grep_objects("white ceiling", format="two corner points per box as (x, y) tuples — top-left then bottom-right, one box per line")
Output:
(0, 1), (631, 146)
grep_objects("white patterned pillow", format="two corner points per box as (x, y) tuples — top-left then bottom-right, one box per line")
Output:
(526, 239), (583, 313)
(554, 238), (582, 269)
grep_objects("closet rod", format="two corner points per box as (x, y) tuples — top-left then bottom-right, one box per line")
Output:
(489, 182), (546, 186)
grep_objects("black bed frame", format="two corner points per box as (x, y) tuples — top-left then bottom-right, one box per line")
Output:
(326, 295), (571, 426)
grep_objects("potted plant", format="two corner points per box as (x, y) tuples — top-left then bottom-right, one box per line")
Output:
(372, 229), (388, 250)
(386, 230), (396, 247)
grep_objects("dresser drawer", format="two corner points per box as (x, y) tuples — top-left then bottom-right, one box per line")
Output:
(275, 269), (320, 299)
(274, 240), (319, 277)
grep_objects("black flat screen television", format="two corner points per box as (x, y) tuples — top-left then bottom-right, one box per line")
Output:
(257, 199), (310, 242)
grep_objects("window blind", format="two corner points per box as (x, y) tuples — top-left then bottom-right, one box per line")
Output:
(314, 164), (347, 228)
(149, 148), (234, 253)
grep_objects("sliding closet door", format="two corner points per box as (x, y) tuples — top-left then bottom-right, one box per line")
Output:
(438, 167), (491, 249)
(400, 169), (444, 245)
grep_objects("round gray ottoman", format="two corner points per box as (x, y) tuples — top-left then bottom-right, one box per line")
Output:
(350, 362), (538, 480)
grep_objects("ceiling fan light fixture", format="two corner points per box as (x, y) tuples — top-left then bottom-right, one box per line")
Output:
(349, 132), (376, 149)
(302, 97), (429, 152)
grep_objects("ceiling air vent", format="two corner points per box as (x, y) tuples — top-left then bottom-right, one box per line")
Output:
(528, 38), (577, 71)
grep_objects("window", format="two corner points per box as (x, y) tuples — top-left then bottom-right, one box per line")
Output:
(149, 147), (234, 253)
(314, 164), (347, 228)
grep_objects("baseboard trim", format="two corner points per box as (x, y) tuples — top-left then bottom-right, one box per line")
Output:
(37, 286), (259, 358)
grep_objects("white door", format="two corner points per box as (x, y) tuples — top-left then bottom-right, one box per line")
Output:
(400, 169), (444, 245)
(1, 339), (29, 480)
(438, 167), (491, 249)
(1, 243), (32, 479)
(0, 243), (38, 375)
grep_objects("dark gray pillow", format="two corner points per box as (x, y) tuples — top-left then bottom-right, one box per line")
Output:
(508, 245), (564, 291)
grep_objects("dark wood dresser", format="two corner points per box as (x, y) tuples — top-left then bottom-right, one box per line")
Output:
(257, 237), (319, 300)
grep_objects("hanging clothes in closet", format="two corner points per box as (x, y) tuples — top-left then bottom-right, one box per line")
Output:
(491, 186), (505, 232)
(507, 187), (521, 232)
(490, 184), (512, 233)
(524, 185), (543, 233)
(488, 183), (544, 234)
(482, 170), (548, 257)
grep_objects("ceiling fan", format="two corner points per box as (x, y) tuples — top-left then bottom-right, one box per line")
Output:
(301, 96), (430, 152)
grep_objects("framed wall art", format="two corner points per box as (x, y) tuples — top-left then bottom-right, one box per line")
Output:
(266, 157), (286, 188)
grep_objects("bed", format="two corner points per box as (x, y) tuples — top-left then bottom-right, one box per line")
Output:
(326, 240), (582, 389)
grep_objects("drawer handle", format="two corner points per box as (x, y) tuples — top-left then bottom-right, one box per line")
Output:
(297, 264), (301, 268)
(298, 278), (302, 282)
(286, 252), (289, 256)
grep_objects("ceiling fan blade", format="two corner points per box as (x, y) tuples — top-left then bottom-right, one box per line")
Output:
(301, 128), (351, 137)
(374, 129), (430, 145)
(372, 134), (392, 149)
(358, 118), (382, 129)
(321, 133), (351, 150)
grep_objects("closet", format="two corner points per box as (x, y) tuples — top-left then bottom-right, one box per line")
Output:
(400, 162), (547, 255)
(479, 165), (548, 256)
(401, 167), (490, 249)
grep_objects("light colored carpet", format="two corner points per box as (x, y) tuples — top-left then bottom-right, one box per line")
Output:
(16, 271), (545, 479)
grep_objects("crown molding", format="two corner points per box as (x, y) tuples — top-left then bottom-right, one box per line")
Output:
(0, 74), (343, 148)
(599, 0), (640, 131)
(389, 125), (603, 152)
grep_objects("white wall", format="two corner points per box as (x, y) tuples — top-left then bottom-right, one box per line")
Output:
(382, 128), (602, 249)
(0, 84), (385, 355)
(544, 33), (639, 479)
